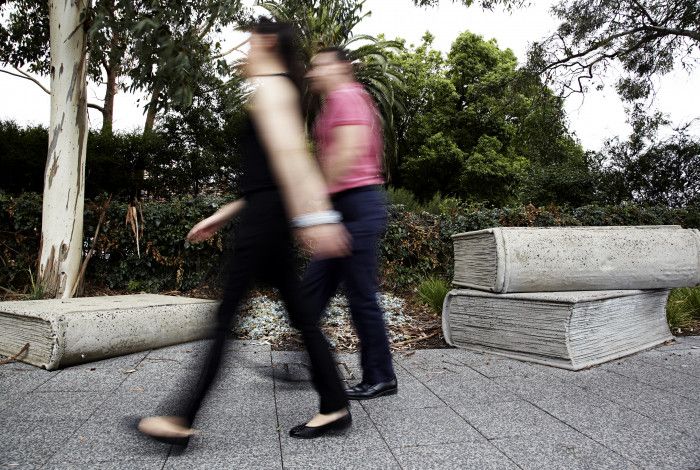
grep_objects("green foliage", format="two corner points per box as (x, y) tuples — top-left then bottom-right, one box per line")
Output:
(386, 187), (421, 211)
(595, 110), (700, 207)
(0, 193), (235, 293)
(0, 121), (47, 194)
(668, 288), (700, 318)
(0, 192), (42, 292)
(417, 277), (451, 314)
(666, 287), (700, 330)
(86, 195), (236, 292)
(386, 188), (463, 215)
(26, 268), (45, 300)
(393, 32), (589, 207)
(0, 120), (245, 198)
(2, 196), (699, 295)
(422, 193), (463, 216)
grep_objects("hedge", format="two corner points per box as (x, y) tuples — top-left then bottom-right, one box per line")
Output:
(1, 193), (698, 294)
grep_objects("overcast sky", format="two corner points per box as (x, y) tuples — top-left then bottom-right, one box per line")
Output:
(1, 0), (698, 151)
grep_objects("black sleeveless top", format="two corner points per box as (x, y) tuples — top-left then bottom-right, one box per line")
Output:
(239, 73), (293, 197)
(239, 115), (277, 197)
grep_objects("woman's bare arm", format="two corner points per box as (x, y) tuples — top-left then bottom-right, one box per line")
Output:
(250, 76), (350, 258)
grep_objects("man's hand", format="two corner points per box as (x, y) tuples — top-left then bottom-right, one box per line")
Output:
(297, 224), (352, 259)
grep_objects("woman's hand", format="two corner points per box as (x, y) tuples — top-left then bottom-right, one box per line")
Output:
(187, 199), (246, 243)
(297, 223), (352, 259)
(187, 215), (226, 243)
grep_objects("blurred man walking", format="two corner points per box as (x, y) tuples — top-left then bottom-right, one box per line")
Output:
(303, 47), (397, 399)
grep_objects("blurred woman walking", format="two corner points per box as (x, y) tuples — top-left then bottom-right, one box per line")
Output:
(137, 17), (352, 445)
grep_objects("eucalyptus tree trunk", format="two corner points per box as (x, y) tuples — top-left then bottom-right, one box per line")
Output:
(39, 0), (89, 298)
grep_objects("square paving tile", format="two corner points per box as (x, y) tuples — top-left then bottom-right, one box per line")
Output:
(536, 396), (700, 470)
(1, 391), (105, 421)
(163, 435), (281, 470)
(48, 418), (171, 464)
(0, 417), (84, 467)
(424, 373), (520, 406)
(43, 459), (166, 469)
(70, 351), (149, 370)
(564, 369), (700, 440)
(604, 361), (699, 400)
(492, 430), (640, 470)
(282, 441), (399, 470)
(393, 441), (520, 470)
(637, 349), (700, 378)
(369, 406), (485, 448)
(469, 358), (552, 378)
(454, 400), (570, 439)
(34, 367), (126, 393)
(0, 367), (58, 394)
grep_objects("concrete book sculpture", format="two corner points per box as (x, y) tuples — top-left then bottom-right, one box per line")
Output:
(442, 289), (672, 370)
(445, 225), (700, 369)
(452, 226), (700, 293)
(0, 294), (217, 370)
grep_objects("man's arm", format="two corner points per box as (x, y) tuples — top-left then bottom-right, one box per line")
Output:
(322, 124), (370, 187)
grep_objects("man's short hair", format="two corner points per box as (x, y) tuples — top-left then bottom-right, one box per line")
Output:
(318, 46), (351, 63)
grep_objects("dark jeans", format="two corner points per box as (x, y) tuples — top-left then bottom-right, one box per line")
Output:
(179, 191), (348, 424)
(302, 185), (395, 385)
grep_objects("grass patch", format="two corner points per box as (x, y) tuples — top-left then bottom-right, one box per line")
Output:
(666, 287), (700, 330)
(418, 277), (451, 315)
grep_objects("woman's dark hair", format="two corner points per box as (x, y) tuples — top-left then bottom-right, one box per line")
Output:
(251, 17), (305, 94)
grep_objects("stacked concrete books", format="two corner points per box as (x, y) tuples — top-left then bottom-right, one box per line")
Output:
(0, 294), (217, 370)
(443, 226), (700, 370)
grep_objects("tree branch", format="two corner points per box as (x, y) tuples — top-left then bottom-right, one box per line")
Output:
(88, 102), (105, 113)
(0, 67), (50, 94)
(644, 25), (700, 42)
(212, 37), (250, 59)
(541, 26), (647, 72)
(1, 67), (106, 112)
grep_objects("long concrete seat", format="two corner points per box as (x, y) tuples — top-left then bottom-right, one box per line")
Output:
(0, 294), (217, 370)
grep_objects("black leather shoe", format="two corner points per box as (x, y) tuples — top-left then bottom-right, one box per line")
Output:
(345, 378), (398, 400)
(289, 412), (352, 439)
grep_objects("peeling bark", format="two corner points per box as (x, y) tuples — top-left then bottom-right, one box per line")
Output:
(39, 0), (90, 298)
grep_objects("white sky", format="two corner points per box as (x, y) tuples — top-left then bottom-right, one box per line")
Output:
(0, 0), (698, 150)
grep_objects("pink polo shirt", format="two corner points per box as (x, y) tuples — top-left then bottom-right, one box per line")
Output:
(314, 82), (384, 194)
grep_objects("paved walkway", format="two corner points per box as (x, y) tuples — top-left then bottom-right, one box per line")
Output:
(1, 337), (699, 470)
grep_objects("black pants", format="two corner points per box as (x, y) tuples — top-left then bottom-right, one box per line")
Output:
(180, 191), (348, 424)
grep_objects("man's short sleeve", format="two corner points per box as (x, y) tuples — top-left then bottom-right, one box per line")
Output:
(329, 89), (372, 128)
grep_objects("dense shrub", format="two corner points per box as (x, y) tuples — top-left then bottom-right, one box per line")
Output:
(1, 193), (698, 294)
(0, 121), (242, 198)
(0, 193), (235, 293)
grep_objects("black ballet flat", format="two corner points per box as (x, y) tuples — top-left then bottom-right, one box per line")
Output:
(148, 433), (191, 448)
(289, 412), (352, 439)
